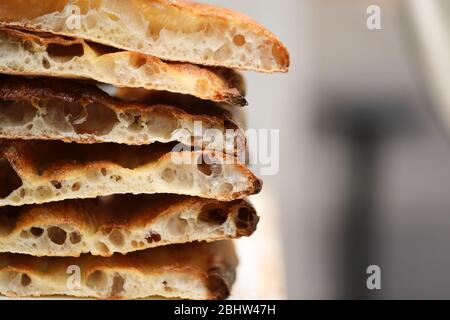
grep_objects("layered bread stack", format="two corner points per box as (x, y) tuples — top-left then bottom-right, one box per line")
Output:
(0, 0), (289, 299)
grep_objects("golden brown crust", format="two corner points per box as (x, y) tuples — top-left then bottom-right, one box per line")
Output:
(0, 139), (262, 206)
(0, 194), (259, 257)
(0, 0), (290, 72)
(0, 27), (247, 105)
(0, 75), (246, 153)
(0, 241), (238, 300)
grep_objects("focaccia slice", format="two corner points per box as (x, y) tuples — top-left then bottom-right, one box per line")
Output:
(0, 194), (258, 257)
(0, 27), (246, 105)
(0, 0), (290, 72)
(0, 140), (262, 206)
(0, 241), (237, 300)
(0, 75), (246, 151)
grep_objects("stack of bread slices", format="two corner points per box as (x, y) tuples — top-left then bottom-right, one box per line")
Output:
(0, 0), (289, 299)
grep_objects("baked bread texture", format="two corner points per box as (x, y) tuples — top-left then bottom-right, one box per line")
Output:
(0, 194), (258, 257)
(0, 140), (262, 206)
(0, 241), (237, 300)
(0, 27), (246, 105)
(0, 0), (290, 73)
(0, 75), (246, 152)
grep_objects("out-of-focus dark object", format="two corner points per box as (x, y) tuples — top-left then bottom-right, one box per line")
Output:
(318, 99), (419, 299)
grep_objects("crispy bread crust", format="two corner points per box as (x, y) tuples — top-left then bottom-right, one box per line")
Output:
(0, 27), (247, 105)
(0, 140), (262, 206)
(0, 75), (246, 152)
(0, 0), (290, 72)
(0, 241), (238, 300)
(0, 194), (259, 256)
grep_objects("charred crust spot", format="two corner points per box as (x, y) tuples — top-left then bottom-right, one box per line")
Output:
(235, 207), (259, 235)
(230, 94), (247, 107)
(252, 178), (263, 195)
(236, 221), (247, 229)
(238, 207), (254, 222)
(206, 269), (230, 300)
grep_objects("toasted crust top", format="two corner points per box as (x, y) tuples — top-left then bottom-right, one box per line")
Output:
(0, 0), (290, 72)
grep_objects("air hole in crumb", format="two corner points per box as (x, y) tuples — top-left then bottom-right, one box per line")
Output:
(199, 205), (228, 225)
(167, 216), (188, 236)
(42, 57), (51, 69)
(146, 112), (179, 139)
(197, 163), (212, 176)
(20, 230), (30, 239)
(220, 183), (233, 194)
(161, 168), (175, 183)
(102, 227), (112, 236)
(95, 241), (110, 255)
(129, 55), (147, 69)
(70, 231), (82, 244)
(0, 99), (36, 126)
(47, 226), (67, 245)
(100, 168), (107, 176)
(73, 103), (118, 135)
(233, 35), (246, 46)
(21, 274), (31, 287)
(30, 227), (44, 237)
(110, 175), (122, 182)
(46, 43), (84, 63)
(36, 186), (53, 200)
(71, 182), (81, 191)
(197, 155), (222, 177)
(146, 232), (161, 244)
(108, 229), (124, 247)
(51, 180), (62, 189)
(162, 280), (173, 292)
(86, 270), (108, 291)
(111, 274), (125, 297)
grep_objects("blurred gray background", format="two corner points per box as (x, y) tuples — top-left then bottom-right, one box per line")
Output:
(210, 0), (450, 299)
